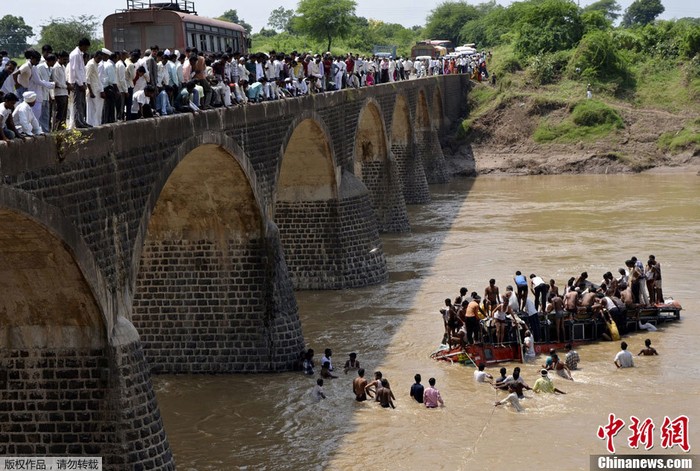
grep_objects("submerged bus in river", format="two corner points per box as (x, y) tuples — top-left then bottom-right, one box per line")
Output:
(432, 301), (682, 365)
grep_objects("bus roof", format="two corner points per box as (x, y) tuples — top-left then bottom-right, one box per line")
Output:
(176, 12), (247, 33)
(104, 9), (247, 34)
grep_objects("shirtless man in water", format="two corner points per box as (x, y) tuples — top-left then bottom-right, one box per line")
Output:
(365, 371), (383, 399)
(638, 339), (658, 356)
(484, 279), (500, 315)
(353, 368), (369, 401)
(377, 379), (395, 409)
(550, 353), (574, 381)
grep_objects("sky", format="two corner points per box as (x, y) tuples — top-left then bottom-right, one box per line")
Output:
(6, 0), (700, 42)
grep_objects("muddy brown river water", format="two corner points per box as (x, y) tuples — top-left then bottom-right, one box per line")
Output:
(154, 173), (700, 471)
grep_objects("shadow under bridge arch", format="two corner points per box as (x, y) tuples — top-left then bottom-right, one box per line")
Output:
(131, 137), (304, 373)
(274, 116), (387, 290)
(353, 99), (409, 233)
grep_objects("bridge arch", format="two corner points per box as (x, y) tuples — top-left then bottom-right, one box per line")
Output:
(353, 98), (409, 232)
(276, 113), (339, 204)
(0, 186), (114, 333)
(275, 113), (387, 288)
(0, 188), (172, 468)
(131, 132), (303, 373)
(391, 94), (430, 204)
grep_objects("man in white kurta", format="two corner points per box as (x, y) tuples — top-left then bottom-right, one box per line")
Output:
(13, 91), (43, 136)
(85, 52), (104, 127)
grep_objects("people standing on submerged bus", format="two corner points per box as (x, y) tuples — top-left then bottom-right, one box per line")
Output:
(514, 271), (528, 311)
(529, 274), (549, 312)
(484, 279), (500, 315)
(547, 292), (567, 343)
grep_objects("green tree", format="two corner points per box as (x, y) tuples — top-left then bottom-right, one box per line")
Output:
(0, 15), (33, 57)
(425, 1), (481, 46)
(568, 30), (630, 83)
(581, 10), (612, 34)
(295, 0), (357, 52)
(218, 9), (253, 34)
(268, 7), (295, 32)
(622, 0), (665, 27)
(583, 0), (622, 22)
(460, 3), (518, 47)
(680, 26), (700, 59)
(258, 28), (278, 38)
(39, 15), (101, 53)
(513, 0), (583, 58)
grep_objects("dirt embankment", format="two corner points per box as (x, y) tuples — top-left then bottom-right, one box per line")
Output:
(442, 95), (700, 177)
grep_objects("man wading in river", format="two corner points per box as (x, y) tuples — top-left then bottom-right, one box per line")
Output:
(353, 368), (368, 402)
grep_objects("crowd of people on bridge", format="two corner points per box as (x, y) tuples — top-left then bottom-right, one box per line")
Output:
(0, 39), (490, 141)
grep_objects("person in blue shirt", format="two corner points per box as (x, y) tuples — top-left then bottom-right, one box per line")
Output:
(244, 79), (264, 102)
(409, 373), (424, 403)
(514, 270), (528, 311)
(155, 86), (174, 116)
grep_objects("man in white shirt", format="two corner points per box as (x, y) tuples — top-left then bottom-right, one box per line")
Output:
(115, 51), (128, 121)
(156, 51), (171, 96)
(307, 56), (323, 92)
(529, 274), (549, 312)
(17, 50), (55, 131)
(85, 51), (105, 127)
(124, 51), (140, 120)
(36, 47), (54, 132)
(51, 52), (70, 130)
(166, 54), (180, 91)
(13, 91), (43, 136)
(68, 38), (91, 128)
(101, 50), (118, 124)
(614, 341), (634, 368)
(474, 363), (493, 382)
(12, 51), (34, 97)
(131, 84), (156, 118)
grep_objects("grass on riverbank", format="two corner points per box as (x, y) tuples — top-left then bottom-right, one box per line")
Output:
(657, 118), (700, 154)
(533, 100), (624, 143)
(460, 44), (700, 155)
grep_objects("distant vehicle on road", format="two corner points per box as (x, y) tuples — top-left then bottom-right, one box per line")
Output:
(411, 40), (449, 59)
(373, 45), (397, 59)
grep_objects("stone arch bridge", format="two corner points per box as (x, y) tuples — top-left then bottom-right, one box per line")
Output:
(0, 75), (469, 469)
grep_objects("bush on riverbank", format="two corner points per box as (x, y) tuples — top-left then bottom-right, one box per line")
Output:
(533, 100), (624, 143)
(571, 100), (624, 127)
(657, 119), (700, 154)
